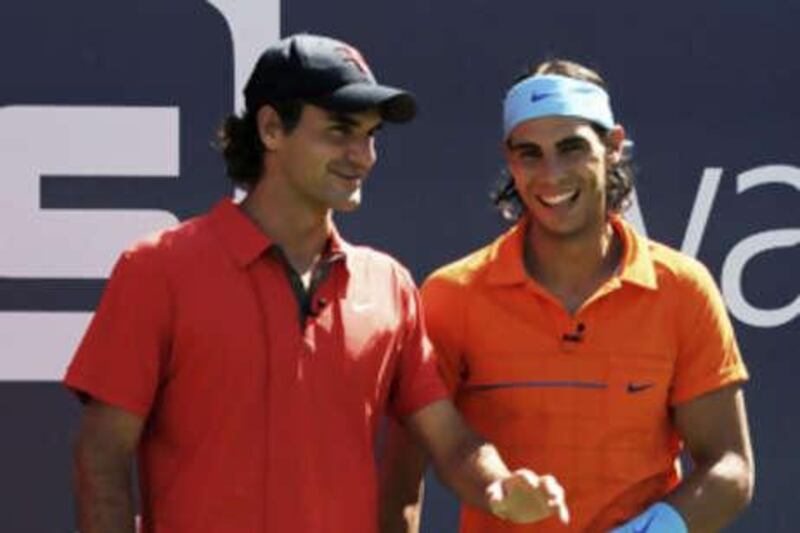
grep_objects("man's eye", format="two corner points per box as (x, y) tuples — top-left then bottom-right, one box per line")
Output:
(518, 150), (541, 160)
(561, 142), (587, 154)
(329, 125), (352, 137)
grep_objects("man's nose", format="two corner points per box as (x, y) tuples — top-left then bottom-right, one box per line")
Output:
(347, 136), (376, 169)
(538, 155), (563, 184)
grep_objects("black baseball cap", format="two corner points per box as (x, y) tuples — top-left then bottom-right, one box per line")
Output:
(244, 34), (416, 123)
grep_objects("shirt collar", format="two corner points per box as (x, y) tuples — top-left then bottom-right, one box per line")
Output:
(320, 226), (349, 267)
(485, 214), (658, 290)
(485, 222), (531, 286)
(209, 197), (350, 269)
(610, 215), (658, 290)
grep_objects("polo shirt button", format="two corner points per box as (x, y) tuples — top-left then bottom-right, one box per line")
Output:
(560, 338), (580, 353)
(560, 322), (585, 351)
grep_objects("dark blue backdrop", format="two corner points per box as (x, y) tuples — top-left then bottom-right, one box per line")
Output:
(1, 1), (797, 530)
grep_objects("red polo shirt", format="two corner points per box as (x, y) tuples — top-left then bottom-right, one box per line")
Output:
(65, 198), (447, 532)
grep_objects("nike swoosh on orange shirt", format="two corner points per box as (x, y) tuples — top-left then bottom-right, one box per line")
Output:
(626, 382), (655, 393)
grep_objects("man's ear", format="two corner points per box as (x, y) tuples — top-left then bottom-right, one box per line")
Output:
(256, 105), (285, 151)
(605, 125), (626, 165)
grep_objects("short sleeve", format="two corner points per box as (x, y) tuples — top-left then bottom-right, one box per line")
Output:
(63, 246), (173, 418)
(670, 261), (749, 405)
(387, 267), (449, 419)
(420, 273), (468, 396)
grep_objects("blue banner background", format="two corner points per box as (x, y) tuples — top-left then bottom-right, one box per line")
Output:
(1, 1), (797, 530)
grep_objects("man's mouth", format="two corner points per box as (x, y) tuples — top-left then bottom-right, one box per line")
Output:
(331, 170), (364, 182)
(536, 189), (579, 208)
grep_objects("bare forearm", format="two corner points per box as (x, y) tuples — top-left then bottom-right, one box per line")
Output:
(408, 401), (568, 525)
(378, 484), (423, 533)
(403, 401), (509, 512)
(74, 444), (136, 532)
(379, 420), (427, 533)
(666, 452), (754, 532)
(76, 491), (135, 533)
(72, 401), (144, 533)
(434, 434), (509, 511)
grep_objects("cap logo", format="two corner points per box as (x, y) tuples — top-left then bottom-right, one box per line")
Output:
(336, 45), (373, 77)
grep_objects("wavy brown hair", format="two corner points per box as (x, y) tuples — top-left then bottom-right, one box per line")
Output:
(217, 99), (304, 189)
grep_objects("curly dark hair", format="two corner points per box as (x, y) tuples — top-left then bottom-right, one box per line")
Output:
(492, 59), (635, 222)
(217, 99), (304, 189)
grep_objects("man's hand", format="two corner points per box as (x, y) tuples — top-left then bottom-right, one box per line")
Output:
(486, 469), (570, 525)
(403, 401), (570, 527)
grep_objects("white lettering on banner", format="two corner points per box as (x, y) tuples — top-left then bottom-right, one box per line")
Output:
(0, 313), (91, 381)
(721, 165), (800, 328)
(0, 2), (281, 381)
(628, 164), (799, 327)
(625, 167), (724, 258)
(622, 187), (648, 237)
(681, 167), (724, 258)
(0, 106), (179, 381)
(205, 0), (281, 112)
(0, 106), (180, 278)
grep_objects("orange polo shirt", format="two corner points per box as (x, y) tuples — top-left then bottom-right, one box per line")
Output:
(65, 198), (447, 533)
(421, 215), (748, 532)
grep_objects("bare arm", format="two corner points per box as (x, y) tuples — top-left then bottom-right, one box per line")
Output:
(73, 399), (145, 533)
(378, 418), (428, 533)
(405, 400), (507, 509)
(399, 399), (568, 525)
(666, 384), (754, 531)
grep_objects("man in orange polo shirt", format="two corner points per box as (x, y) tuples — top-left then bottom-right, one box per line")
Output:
(381, 60), (754, 532)
(64, 34), (569, 532)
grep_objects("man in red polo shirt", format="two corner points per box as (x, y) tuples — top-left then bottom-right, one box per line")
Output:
(64, 34), (568, 532)
(382, 60), (754, 532)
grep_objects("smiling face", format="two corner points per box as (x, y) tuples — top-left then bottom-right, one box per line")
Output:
(262, 103), (382, 214)
(504, 116), (624, 239)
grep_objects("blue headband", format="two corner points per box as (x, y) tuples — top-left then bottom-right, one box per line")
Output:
(502, 74), (615, 138)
